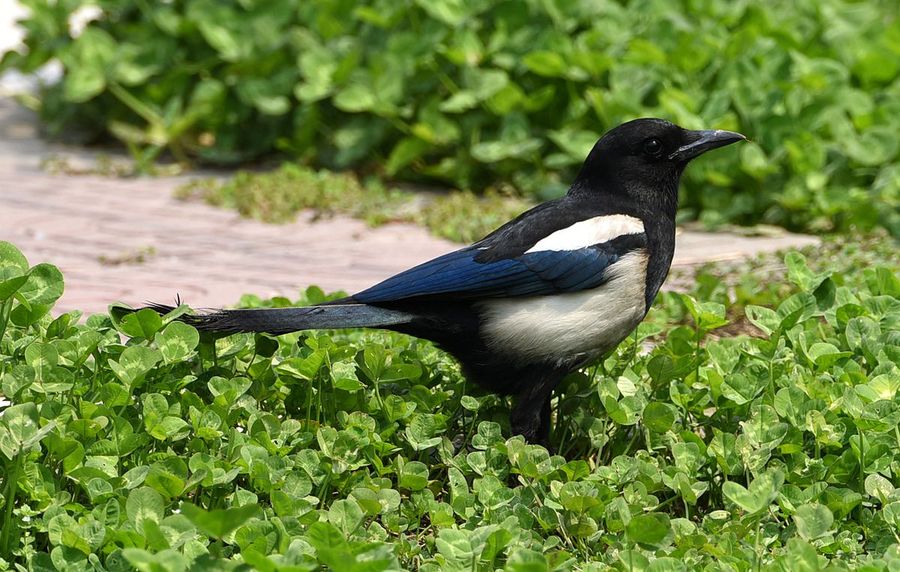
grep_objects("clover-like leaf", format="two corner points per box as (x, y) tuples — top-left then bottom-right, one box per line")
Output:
(399, 461), (429, 491)
(793, 503), (833, 540)
(156, 321), (200, 364)
(118, 308), (164, 340)
(785, 252), (828, 293)
(625, 513), (672, 549)
(723, 469), (784, 514)
(110, 346), (161, 387)
(180, 502), (261, 539)
(17, 263), (64, 308)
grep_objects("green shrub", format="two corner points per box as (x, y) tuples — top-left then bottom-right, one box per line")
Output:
(3, 0), (899, 234)
(1, 234), (900, 568)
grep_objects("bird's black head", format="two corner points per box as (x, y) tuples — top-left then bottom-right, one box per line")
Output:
(572, 118), (746, 217)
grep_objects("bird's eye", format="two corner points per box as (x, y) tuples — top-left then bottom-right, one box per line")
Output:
(643, 138), (663, 157)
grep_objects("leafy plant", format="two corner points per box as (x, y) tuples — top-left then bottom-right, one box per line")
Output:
(3, 0), (899, 234)
(0, 236), (898, 569)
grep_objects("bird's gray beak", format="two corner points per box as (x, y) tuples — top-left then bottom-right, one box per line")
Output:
(669, 129), (746, 162)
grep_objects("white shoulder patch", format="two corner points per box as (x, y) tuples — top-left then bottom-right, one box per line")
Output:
(478, 249), (650, 365)
(526, 214), (644, 253)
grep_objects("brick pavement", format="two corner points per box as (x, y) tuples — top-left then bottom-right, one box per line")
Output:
(0, 98), (819, 317)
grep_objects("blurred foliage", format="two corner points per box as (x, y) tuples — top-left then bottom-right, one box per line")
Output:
(2, 0), (899, 234)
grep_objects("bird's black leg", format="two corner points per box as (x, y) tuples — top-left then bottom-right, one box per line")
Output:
(510, 370), (563, 447)
(536, 396), (554, 447)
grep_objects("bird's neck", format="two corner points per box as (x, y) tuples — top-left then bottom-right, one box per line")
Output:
(567, 176), (678, 310)
(640, 198), (677, 311)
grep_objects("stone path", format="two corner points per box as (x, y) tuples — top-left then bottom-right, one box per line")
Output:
(0, 97), (819, 317)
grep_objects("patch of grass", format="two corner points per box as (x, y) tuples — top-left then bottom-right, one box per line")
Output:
(175, 164), (408, 224)
(176, 164), (534, 243)
(40, 153), (184, 178)
(97, 245), (157, 266)
(415, 189), (533, 244)
(1, 234), (898, 569)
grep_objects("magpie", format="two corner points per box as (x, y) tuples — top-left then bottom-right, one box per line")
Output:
(127, 118), (745, 446)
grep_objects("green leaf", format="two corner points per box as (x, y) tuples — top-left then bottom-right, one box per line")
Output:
(276, 352), (324, 381)
(883, 502), (900, 528)
(147, 416), (190, 442)
(722, 469), (784, 514)
(125, 487), (165, 528)
(9, 301), (51, 326)
(236, 77), (291, 116)
(399, 461), (429, 491)
(625, 513), (672, 548)
(522, 51), (568, 77)
(405, 413), (442, 450)
(64, 63), (106, 102)
(793, 503), (833, 540)
(785, 251), (827, 292)
(180, 503), (261, 539)
(864, 474), (894, 504)
(680, 294), (729, 331)
(386, 137), (430, 175)
(327, 499), (365, 538)
(118, 308), (164, 340)
(440, 90), (478, 113)
(208, 376), (252, 403)
(0, 402), (52, 460)
(643, 402), (676, 433)
(471, 137), (542, 163)
(304, 522), (353, 567)
(334, 84), (376, 113)
(0, 241), (28, 274)
(414, 0), (469, 25)
(465, 68), (509, 101)
(25, 341), (58, 372)
(548, 129), (598, 161)
(18, 263), (64, 306)
(806, 342), (851, 369)
(196, 18), (245, 62)
(110, 346), (161, 387)
(331, 360), (363, 391)
(156, 321), (200, 364)
(122, 548), (188, 572)
(0, 274), (28, 301)
(745, 305), (779, 336)
(0, 242), (29, 300)
(62, 28), (117, 101)
(845, 316), (880, 354)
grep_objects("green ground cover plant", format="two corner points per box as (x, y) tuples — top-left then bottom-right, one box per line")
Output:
(175, 164), (532, 244)
(0, 236), (898, 570)
(3, 0), (899, 235)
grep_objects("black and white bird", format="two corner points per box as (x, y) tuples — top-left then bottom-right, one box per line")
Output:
(130, 118), (745, 446)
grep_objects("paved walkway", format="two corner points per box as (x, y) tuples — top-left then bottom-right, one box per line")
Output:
(0, 98), (819, 316)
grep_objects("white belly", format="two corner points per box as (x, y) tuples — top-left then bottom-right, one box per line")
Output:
(477, 250), (649, 365)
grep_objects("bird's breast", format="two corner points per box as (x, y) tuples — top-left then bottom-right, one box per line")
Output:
(476, 249), (649, 367)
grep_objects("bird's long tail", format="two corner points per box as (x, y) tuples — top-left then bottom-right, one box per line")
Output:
(123, 303), (414, 336)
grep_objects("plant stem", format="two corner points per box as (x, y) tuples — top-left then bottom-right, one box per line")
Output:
(858, 431), (866, 497)
(622, 427), (641, 457)
(0, 452), (23, 558)
(0, 298), (13, 347)
(695, 323), (702, 385)
(753, 515), (762, 572)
